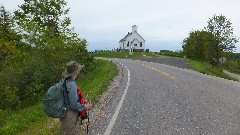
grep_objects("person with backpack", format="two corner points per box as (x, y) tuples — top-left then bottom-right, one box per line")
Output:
(60, 61), (92, 135)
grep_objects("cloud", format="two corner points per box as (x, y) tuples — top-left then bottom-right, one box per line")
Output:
(1, 0), (240, 52)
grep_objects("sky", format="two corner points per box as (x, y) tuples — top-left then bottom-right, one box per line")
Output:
(1, 0), (240, 52)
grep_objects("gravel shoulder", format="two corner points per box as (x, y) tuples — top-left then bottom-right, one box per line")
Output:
(223, 70), (240, 81)
(86, 59), (129, 135)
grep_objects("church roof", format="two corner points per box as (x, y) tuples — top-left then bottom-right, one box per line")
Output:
(135, 32), (145, 41)
(119, 31), (145, 42)
(119, 32), (132, 42)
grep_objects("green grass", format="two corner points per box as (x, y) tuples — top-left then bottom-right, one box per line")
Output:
(93, 52), (165, 58)
(0, 59), (118, 135)
(187, 59), (238, 81)
(229, 70), (240, 75)
(0, 103), (61, 135)
(224, 67), (240, 75)
(78, 59), (118, 104)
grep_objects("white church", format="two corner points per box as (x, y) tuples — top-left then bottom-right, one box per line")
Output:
(119, 25), (145, 52)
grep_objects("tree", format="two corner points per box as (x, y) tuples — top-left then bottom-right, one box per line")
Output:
(14, 0), (90, 65)
(205, 14), (238, 53)
(14, 0), (71, 48)
(182, 30), (220, 61)
(0, 1), (94, 110)
(0, 6), (11, 27)
(0, 5), (20, 64)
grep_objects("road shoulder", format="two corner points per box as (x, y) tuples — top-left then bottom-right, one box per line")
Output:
(223, 70), (240, 81)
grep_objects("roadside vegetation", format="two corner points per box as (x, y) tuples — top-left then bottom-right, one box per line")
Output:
(0, 59), (118, 134)
(0, 1), (116, 134)
(223, 53), (240, 75)
(187, 59), (238, 81)
(0, 1), (239, 134)
(182, 14), (239, 79)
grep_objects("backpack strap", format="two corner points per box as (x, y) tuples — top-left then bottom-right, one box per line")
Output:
(63, 77), (71, 105)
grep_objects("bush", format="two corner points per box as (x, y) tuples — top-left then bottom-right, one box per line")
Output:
(225, 60), (239, 71)
(0, 43), (94, 110)
(0, 87), (20, 110)
(0, 109), (7, 127)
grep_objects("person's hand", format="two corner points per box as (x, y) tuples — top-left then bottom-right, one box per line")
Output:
(87, 103), (92, 110)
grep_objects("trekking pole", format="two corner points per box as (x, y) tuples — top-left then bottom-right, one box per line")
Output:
(86, 100), (91, 134)
(86, 111), (89, 134)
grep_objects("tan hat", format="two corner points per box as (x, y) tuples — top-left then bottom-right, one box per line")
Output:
(62, 61), (84, 78)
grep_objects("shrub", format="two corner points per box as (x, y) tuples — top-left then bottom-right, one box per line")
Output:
(0, 44), (93, 110)
(225, 60), (238, 71)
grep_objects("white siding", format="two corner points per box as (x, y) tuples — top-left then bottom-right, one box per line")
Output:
(119, 25), (145, 50)
(119, 42), (123, 49)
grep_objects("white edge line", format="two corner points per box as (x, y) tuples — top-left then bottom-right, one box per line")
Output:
(104, 65), (130, 135)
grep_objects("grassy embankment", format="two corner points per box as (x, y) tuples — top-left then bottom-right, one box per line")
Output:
(0, 59), (118, 135)
(187, 59), (238, 81)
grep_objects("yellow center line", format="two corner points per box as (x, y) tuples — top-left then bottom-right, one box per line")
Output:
(149, 65), (175, 79)
(130, 61), (176, 79)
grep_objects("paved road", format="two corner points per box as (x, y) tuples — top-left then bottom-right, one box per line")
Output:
(90, 58), (240, 135)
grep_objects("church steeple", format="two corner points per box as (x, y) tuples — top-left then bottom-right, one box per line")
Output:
(132, 25), (137, 33)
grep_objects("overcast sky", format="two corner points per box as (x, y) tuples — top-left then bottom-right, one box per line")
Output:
(1, 0), (240, 52)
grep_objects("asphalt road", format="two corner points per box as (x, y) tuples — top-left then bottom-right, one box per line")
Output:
(90, 58), (240, 135)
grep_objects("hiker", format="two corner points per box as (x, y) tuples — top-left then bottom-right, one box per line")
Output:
(60, 61), (92, 135)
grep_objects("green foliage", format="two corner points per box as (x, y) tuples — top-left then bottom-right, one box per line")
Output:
(0, 6), (23, 67)
(0, 41), (93, 110)
(0, 103), (49, 135)
(0, 39), (18, 62)
(226, 52), (240, 61)
(78, 59), (118, 104)
(0, 0), (94, 110)
(0, 53), (43, 109)
(14, 0), (70, 37)
(224, 60), (240, 74)
(182, 30), (220, 62)
(187, 59), (237, 81)
(0, 87), (20, 110)
(205, 14), (238, 52)
(0, 59), (117, 135)
(182, 14), (239, 68)
(13, 0), (82, 56)
(0, 109), (7, 127)
(223, 53), (240, 74)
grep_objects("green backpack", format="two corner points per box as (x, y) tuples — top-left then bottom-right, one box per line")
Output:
(43, 79), (69, 118)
